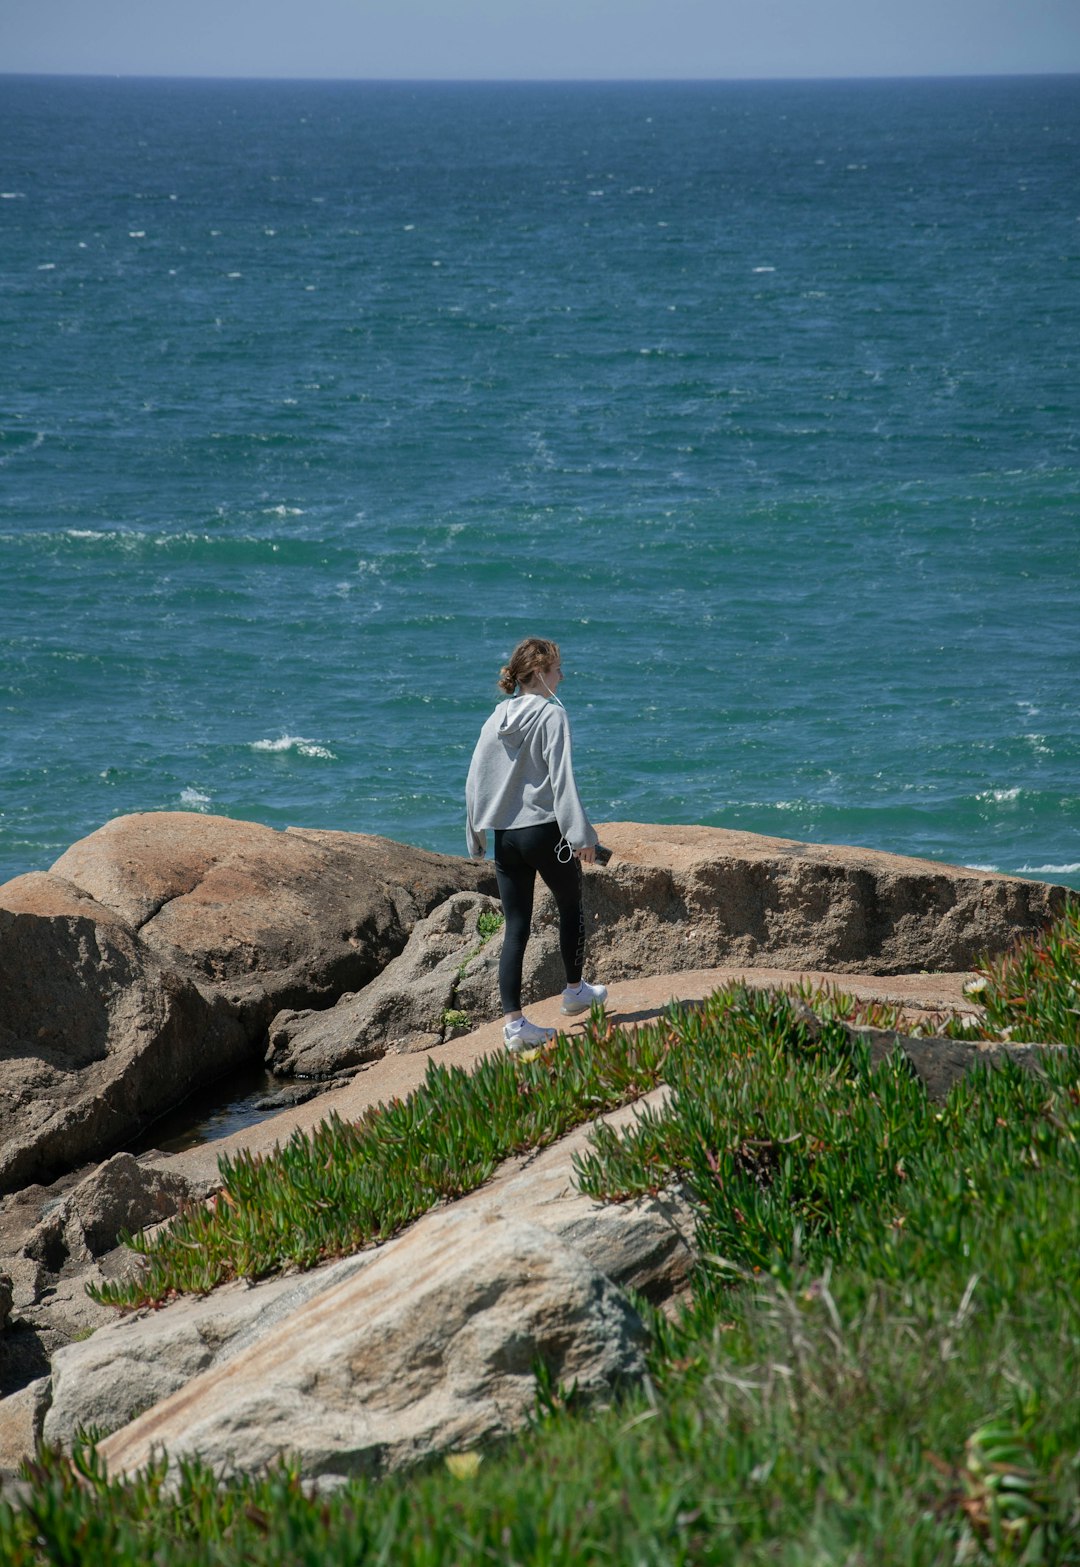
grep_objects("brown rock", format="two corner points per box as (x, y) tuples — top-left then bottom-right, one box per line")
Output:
(0, 1376), (49, 1480)
(0, 875), (246, 1194)
(23, 1153), (193, 1263)
(849, 1026), (1065, 1103)
(578, 824), (1066, 978)
(98, 1215), (648, 1485)
(50, 812), (495, 1036)
(262, 823), (1059, 1084)
(265, 890), (574, 1081)
(266, 892), (510, 1077)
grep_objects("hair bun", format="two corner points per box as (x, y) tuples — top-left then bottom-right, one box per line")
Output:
(498, 637), (560, 697)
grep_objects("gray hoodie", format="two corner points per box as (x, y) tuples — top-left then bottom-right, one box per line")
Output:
(465, 694), (598, 860)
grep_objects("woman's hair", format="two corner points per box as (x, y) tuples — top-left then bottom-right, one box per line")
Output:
(498, 637), (560, 696)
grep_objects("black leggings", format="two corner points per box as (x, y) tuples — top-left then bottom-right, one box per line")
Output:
(494, 821), (585, 1013)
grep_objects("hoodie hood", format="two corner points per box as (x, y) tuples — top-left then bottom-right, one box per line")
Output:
(496, 693), (551, 746)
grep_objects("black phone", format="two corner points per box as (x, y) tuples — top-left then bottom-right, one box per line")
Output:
(593, 844), (613, 865)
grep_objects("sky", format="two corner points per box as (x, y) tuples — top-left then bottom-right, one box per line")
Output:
(3, 0), (1080, 80)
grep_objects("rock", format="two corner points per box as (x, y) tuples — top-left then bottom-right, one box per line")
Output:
(44, 1091), (693, 1456)
(575, 824), (1067, 979)
(266, 892), (516, 1077)
(849, 1026), (1066, 1103)
(0, 1377), (50, 1478)
(267, 826), (1064, 1082)
(98, 1216), (648, 1484)
(0, 876), (247, 1195)
(23, 1154), (192, 1265)
(267, 891), (605, 1082)
(49, 813), (495, 1039)
(43, 1253), (373, 1450)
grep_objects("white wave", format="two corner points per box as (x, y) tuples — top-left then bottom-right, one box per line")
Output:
(1017, 862), (1080, 876)
(1, 192), (26, 199)
(250, 735), (336, 760)
(263, 504), (304, 516)
(1024, 734), (1051, 755)
(38, 262), (56, 271)
(180, 787), (212, 809)
(966, 863), (999, 873)
(128, 231), (146, 239)
(976, 787), (1021, 803)
(752, 265), (776, 273)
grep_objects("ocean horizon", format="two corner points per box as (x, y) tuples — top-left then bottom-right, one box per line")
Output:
(2, 74), (1078, 890)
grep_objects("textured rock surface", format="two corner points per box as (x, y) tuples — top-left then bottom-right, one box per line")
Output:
(99, 1216), (649, 1484)
(263, 823), (1062, 1081)
(577, 823), (1066, 979)
(45, 1091), (693, 1456)
(23, 1153), (193, 1266)
(853, 1026), (1064, 1103)
(0, 1377), (49, 1480)
(49, 812), (495, 1037)
(0, 876), (246, 1194)
(267, 891), (548, 1077)
(44, 1254), (373, 1451)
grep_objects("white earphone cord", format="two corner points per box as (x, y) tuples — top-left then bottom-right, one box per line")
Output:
(539, 674), (564, 707)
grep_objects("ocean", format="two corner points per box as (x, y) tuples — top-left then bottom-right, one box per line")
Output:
(2, 74), (1078, 890)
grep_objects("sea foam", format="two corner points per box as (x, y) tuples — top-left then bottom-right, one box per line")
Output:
(251, 735), (336, 760)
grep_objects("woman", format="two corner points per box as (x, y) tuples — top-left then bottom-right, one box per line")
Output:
(466, 637), (608, 1051)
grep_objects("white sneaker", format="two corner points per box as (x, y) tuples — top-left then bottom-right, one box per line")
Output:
(561, 980), (608, 1016)
(503, 1017), (556, 1053)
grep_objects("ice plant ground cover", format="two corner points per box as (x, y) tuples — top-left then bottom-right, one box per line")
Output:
(4, 902), (1079, 1563)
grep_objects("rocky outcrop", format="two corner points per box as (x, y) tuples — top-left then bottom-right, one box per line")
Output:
(267, 891), (560, 1078)
(0, 876), (247, 1195)
(23, 1153), (192, 1270)
(815, 1016), (1066, 1103)
(98, 1216), (648, 1485)
(0, 1377), (49, 1480)
(263, 824), (1064, 1082)
(49, 813), (495, 1038)
(44, 1252), (372, 1450)
(44, 1090), (694, 1459)
(0, 813), (494, 1190)
(0, 1144), (209, 1420)
(582, 824), (1066, 979)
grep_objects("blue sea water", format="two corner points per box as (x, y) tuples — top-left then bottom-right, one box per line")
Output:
(1, 74), (1078, 889)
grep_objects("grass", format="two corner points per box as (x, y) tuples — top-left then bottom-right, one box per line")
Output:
(5, 900), (1080, 1564)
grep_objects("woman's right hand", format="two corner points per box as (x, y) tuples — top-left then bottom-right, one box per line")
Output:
(576, 845), (596, 864)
